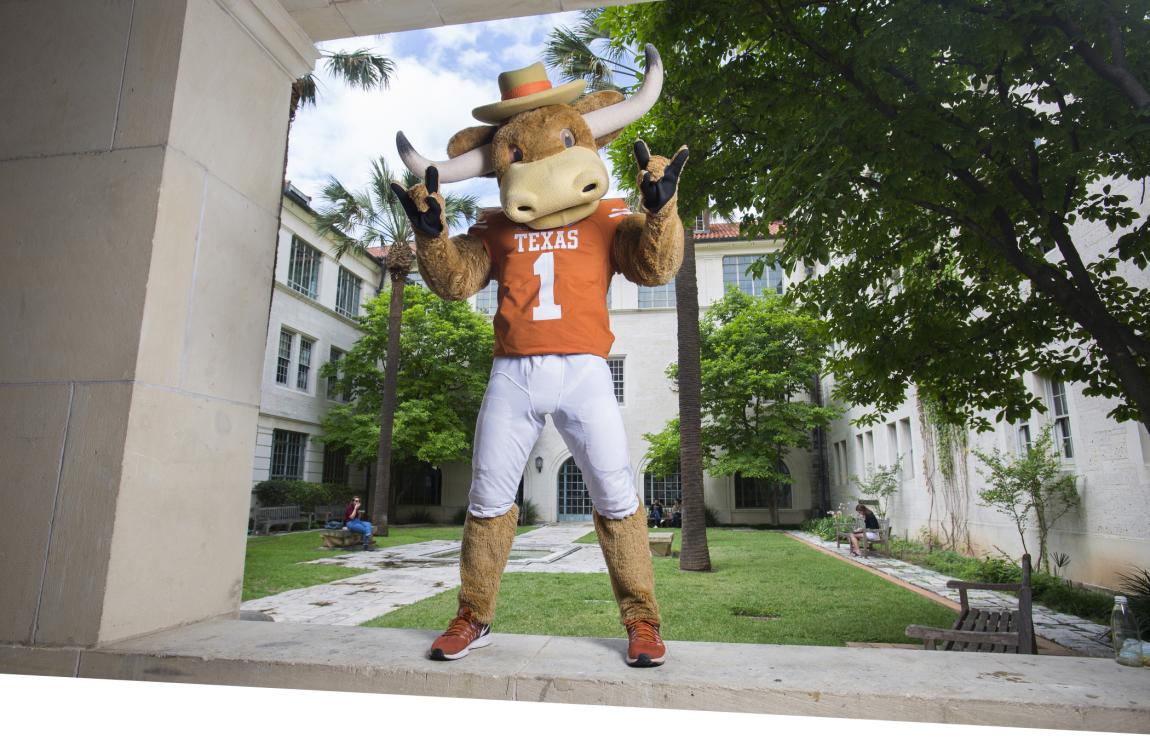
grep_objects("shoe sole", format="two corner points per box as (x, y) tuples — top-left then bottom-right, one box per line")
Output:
(626, 652), (665, 667)
(429, 631), (492, 661)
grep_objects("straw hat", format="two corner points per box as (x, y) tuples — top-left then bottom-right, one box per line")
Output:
(472, 62), (585, 124)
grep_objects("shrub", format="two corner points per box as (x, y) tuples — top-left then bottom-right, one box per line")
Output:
(321, 483), (357, 505)
(974, 557), (1022, 584)
(400, 508), (436, 525)
(253, 480), (326, 511)
(452, 507), (468, 525)
(1118, 567), (1150, 637)
(704, 506), (721, 527)
(520, 499), (540, 525)
(1030, 576), (1113, 625)
(800, 516), (838, 542)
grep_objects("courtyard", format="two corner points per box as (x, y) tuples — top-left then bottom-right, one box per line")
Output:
(241, 524), (1109, 656)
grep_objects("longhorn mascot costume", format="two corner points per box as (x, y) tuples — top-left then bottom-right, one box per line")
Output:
(392, 45), (687, 668)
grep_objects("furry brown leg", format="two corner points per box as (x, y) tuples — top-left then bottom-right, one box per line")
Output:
(594, 503), (661, 624)
(457, 504), (519, 625)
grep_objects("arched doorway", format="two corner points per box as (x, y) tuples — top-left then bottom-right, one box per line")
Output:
(556, 457), (593, 521)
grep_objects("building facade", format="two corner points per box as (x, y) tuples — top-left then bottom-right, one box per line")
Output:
(250, 185), (381, 494)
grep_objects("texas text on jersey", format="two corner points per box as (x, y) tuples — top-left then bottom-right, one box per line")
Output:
(469, 198), (632, 358)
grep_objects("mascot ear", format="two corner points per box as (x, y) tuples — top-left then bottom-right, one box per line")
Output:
(447, 125), (498, 158)
(573, 91), (626, 147)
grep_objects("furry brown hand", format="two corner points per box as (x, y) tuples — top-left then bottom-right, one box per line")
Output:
(634, 141), (689, 214)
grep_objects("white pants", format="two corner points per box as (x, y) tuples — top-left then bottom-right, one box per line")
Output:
(468, 354), (638, 520)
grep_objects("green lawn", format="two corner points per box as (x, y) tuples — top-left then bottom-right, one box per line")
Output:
(243, 526), (533, 602)
(363, 529), (958, 646)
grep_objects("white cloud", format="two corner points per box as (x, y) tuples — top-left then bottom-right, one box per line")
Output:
(286, 12), (629, 219)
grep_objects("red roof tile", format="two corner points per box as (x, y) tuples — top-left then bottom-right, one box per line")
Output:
(694, 221), (781, 240)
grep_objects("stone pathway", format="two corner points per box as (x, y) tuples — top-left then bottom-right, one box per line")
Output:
(241, 523), (605, 626)
(786, 530), (1113, 657)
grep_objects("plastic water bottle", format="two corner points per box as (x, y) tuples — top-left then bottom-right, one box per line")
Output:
(1112, 596), (1143, 667)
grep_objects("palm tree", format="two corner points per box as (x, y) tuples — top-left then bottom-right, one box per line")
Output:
(542, 10), (640, 92)
(543, 12), (712, 570)
(315, 158), (479, 535)
(290, 49), (394, 127)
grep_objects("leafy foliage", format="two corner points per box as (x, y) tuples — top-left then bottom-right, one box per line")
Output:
(974, 426), (1080, 573)
(291, 50), (393, 121)
(1118, 567), (1150, 637)
(646, 291), (838, 481)
(851, 462), (901, 517)
(319, 284), (493, 468)
(252, 480), (356, 512)
(601, 1), (1150, 427)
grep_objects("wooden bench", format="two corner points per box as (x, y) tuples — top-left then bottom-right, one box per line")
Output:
(313, 504), (345, 525)
(320, 529), (376, 549)
(905, 554), (1037, 654)
(860, 517), (892, 557)
(649, 533), (675, 557)
(251, 505), (312, 535)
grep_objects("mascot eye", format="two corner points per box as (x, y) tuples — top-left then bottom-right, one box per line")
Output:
(560, 129), (575, 148)
(510, 145), (523, 163)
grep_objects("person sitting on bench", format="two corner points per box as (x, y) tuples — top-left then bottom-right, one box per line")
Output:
(344, 496), (375, 551)
(848, 503), (880, 557)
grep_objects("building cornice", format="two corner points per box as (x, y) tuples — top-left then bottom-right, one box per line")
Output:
(214, 0), (318, 80)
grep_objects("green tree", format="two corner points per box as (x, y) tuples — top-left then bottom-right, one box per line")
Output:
(544, 14), (713, 569)
(315, 158), (479, 534)
(602, 1), (1150, 429)
(851, 462), (902, 518)
(645, 291), (839, 525)
(975, 425), (1080, 573)
(321, 285), (493, 511)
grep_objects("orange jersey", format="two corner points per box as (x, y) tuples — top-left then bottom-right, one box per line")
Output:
(469, 199), (632, 358)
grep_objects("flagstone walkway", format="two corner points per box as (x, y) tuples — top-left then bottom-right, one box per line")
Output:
(786, 530), (1113, 657)
(241, 523), (605, 626)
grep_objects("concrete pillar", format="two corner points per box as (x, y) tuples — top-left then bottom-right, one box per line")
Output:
(0, 0), (316, 646)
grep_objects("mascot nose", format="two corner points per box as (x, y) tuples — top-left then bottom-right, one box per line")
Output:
(505, 193), (537, 219)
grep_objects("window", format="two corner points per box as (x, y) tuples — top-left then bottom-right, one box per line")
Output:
(898, 418), (913, 477)
(557, 457), (592, 518)
(287, 235), (321, 298)
(734, 464), (792, 509)
(398, 465), (442, 505)
(886, 422), (898, 466)
(1047, 379), (1074, 458)
(694, 215), (705, 233)
(832, 440), (848, 485)
(607, 357), (625, 404)
(474, 280), (498, 315)
(1017, 422), (1032, 455)
(407, 271), (428, 290)
(335, 267), (362, 318)
(855, 434), (865, 476)
(864, 430), (876, 474)
(296, 337), (313, 391)
(322, 445), (349, 485)
(276, 328), (292, 385)
(723, 254), (784, 296)
(638, 279), (676, 309)
(270, 429), (306, 480)
(327, 347), (349, 402)
(644, 470), (681, 507)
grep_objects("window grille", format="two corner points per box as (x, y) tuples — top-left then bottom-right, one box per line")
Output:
(474, 280), (498, 315)
(607, 357), (624, 404)
(296, 337), (312, 391)
(557, 458), (592, 518)
(638, 278), (676, 308)
(734, 463), (792, 509)
(270, 429), (306, 480)
(1048, 380), (1074, 458)
(287, 236), (321, 298)
(722, 254), (784, 296)
(398, 466), (442, 505)
(335, 267), (362, 318)
(322, 445), (349, 485)
(644, 471), (681, 507)
(276, 328), (293, 385)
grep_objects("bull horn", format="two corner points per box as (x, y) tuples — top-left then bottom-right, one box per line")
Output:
(396, 131), (493, 183)
(583, 44), (664, 140)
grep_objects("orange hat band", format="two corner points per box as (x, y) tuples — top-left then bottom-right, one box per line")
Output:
(502, 79), (552, 100)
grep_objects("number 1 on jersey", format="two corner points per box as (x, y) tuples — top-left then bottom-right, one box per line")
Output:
(532, 252), (562, 321)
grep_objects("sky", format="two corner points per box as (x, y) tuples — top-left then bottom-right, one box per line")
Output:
(285, 11), (629, 216)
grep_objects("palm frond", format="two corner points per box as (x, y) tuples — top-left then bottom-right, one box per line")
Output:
(292, 74), (318, 110)
(323, 49), (394, 91)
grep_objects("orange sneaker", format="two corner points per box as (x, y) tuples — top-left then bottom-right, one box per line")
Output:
(429, 609), (492, 661)
(625, 619), (666, 667)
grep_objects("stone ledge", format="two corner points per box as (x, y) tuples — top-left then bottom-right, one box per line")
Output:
(2, 620), (1148, 733)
